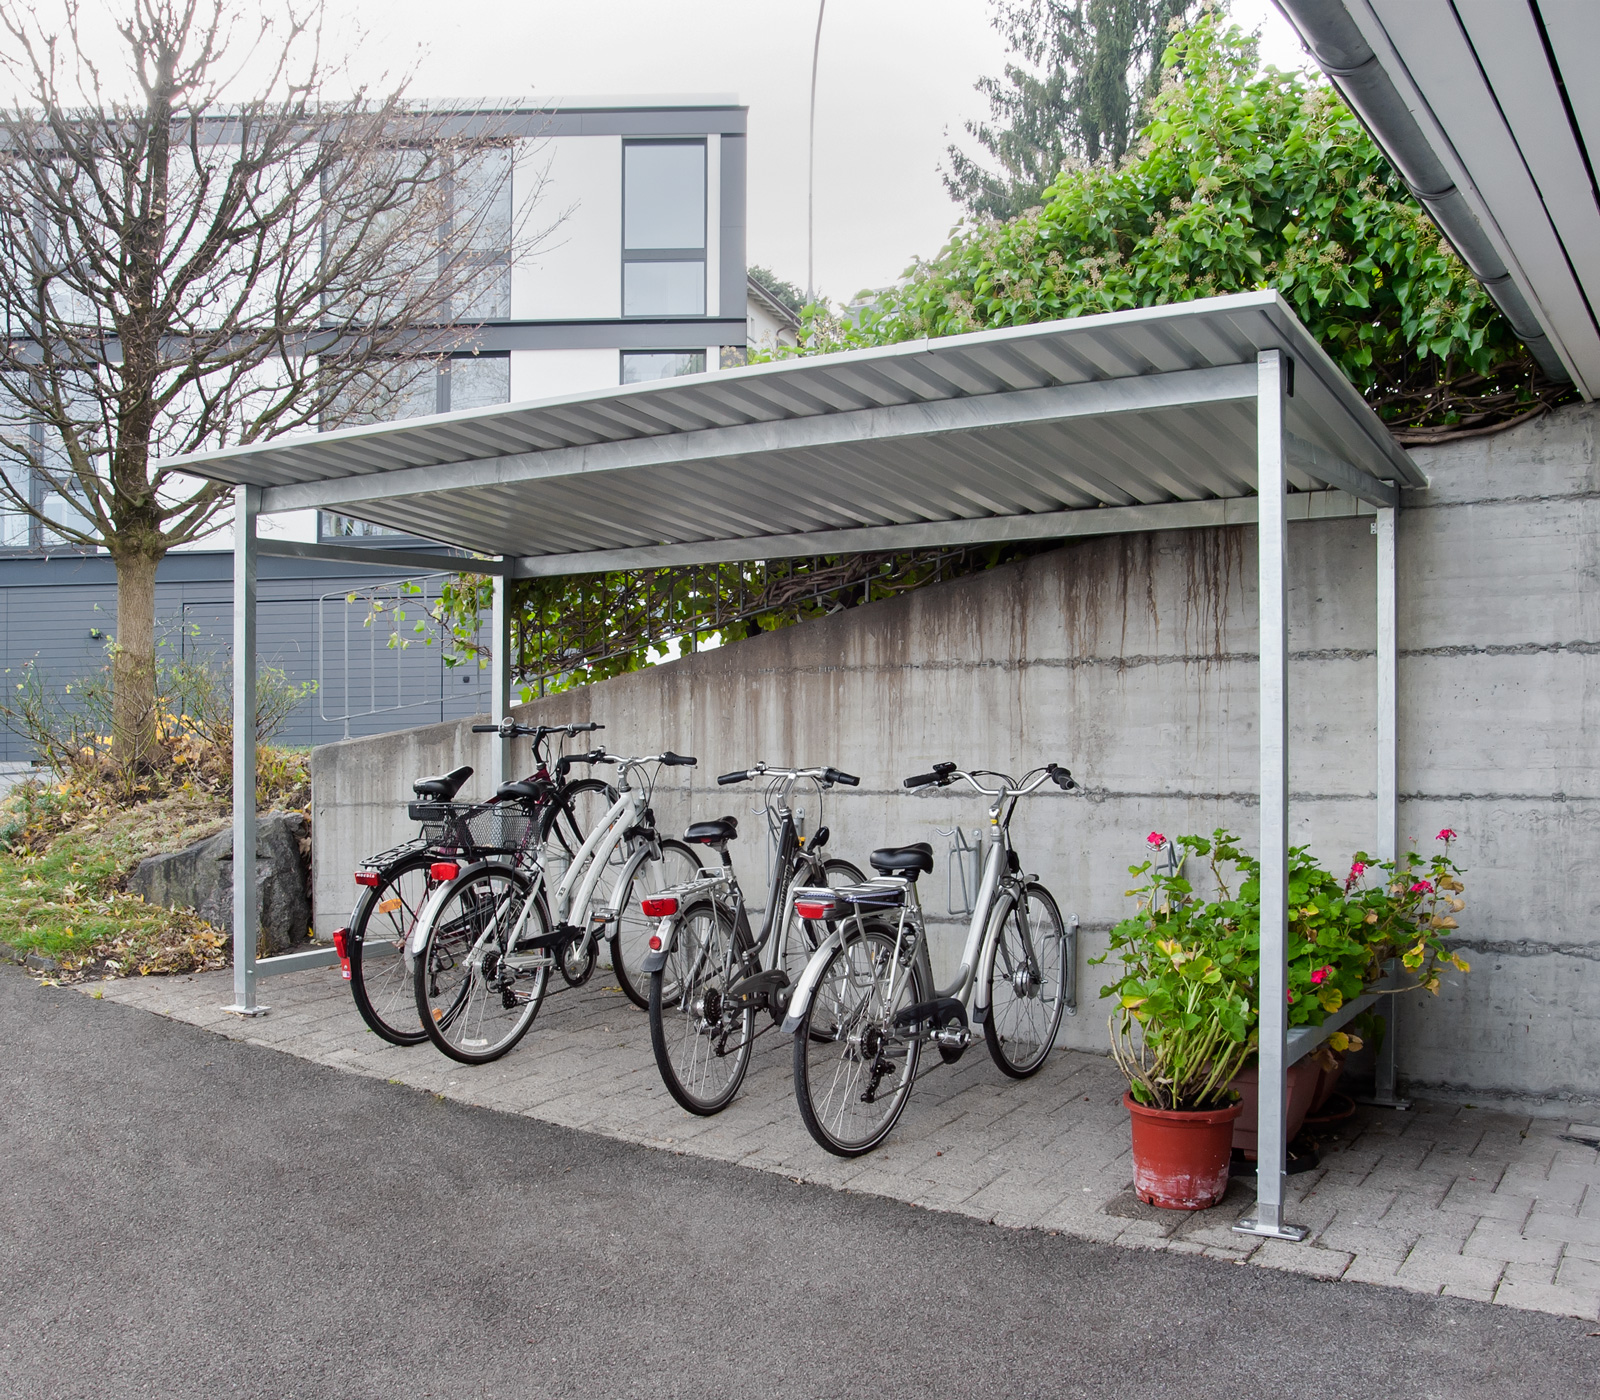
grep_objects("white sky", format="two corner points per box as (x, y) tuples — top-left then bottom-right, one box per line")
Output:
(325, 0), (1310, 302)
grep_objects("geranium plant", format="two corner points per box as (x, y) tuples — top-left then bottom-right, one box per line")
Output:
(1098, 828), (1471, 1109)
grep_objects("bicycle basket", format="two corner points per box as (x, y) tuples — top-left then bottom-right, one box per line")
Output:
(456, 801), (533, 856)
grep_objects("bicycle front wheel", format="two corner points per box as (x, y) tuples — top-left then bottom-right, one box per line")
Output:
(648, 898), (753, 1115)
(983, 882), (1070, 1078)
(348, 852), (434, 1045)
(413, 864), (549, 1065)
(612, 837), (702, 1009)
(792, 921), (926, 1157)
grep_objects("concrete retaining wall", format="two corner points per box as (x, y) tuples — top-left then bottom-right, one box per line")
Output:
(311, 401), (1600, 1110)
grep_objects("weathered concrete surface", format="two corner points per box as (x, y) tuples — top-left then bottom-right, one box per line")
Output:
(130, 811), (311, 956)
(311, 402), (1600, 1108)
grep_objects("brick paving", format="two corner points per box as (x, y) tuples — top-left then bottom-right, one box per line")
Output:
(88, 965), (1600, 1323)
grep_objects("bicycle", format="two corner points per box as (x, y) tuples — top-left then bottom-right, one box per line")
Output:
(408, 746), (701, 1064)
(781, 761), (1079, 1156)
(333, 720), (610, 1047)
(641, 763), (868, 1115)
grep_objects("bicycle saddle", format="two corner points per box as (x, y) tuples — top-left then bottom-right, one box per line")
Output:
(869, 842), (934, 878)
(496, 779), (548, 803)
(412, 765), (472, 801)
(684, 815), (739, 845)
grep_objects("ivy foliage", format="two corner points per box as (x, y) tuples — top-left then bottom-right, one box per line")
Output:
(803, 12), (1565, 438)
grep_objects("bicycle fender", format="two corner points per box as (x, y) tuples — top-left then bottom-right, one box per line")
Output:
(405, 859), (499, 957)
(639, 918), (677, 973)
(778, 927), (845, 1036)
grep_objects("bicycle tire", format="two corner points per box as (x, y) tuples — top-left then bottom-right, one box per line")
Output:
(983, 881), (1070, 1079)
(347, 851), (435, 1045)
(792, 920), (927, 1157)
(648, 897), (753, 1115)
(413, 863), (550, 1065)
(612, 836), (703, 1009)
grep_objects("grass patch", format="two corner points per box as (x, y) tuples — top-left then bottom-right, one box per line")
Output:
(0, 751), (308, 982)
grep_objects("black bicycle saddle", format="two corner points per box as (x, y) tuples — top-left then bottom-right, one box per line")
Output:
(412, 765), (473, 801)
(684, 815), (739, 845)
(869, 842), (934, 878)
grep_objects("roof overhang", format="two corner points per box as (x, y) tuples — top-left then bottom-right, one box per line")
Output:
(165, 291), (1417, 575)
(1275, 0), (1600, 397)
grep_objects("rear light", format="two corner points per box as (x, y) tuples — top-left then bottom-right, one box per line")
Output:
(795, 900), (832, 920)
(430, 861), (460, 882)
(354, 871), (380, 887)
(648, 934), (662, 952)
(640, 896), (678, 918)
(331, 928), (352, 981)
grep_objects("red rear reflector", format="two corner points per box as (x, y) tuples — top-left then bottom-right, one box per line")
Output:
(354, 871), (380, 887)
(795, 901), (831, 920)
(648, 935), (662, 952)
(640, 896), (678, 918)
(430, 862), (460, 881)
(331, 928), (352, 981)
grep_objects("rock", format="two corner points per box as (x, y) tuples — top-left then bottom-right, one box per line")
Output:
(23, 952), (59, 972)
(128, 812), (311, 958)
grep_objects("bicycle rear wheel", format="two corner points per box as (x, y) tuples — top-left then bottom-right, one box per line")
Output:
(983, 882), (1070, 1078)
(413, 864), (549, 1065)
(348, 852), (434, 1045)
(792, 921), (926, 1157)
(613, 837), (703, 1009)
(648, 898), (753, 1115)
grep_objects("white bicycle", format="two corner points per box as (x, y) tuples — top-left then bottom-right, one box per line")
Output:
(408, 744), (701, 1064)
(781, 761), (1079, 1156)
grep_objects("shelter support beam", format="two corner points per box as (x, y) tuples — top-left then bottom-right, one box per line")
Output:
(491, 565), (513, 785)
(224, 485), (267, 1017)
(1236, 350), (1306, 1241)
(512, 491), (1375, 577)
(257, 538), (507, 575)
(1365, 506), (1411, 1109)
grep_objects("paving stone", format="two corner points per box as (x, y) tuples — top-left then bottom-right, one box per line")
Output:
(1525, 1211), (1600, 1247)
(1250, 1240), (1353, 1279)
(1394, 1247), (1504, 1296)
(1317, 1218), (1418, 1262)
(1342, 1252), (1402, 1286)
(1556, 1254), (1600, 1291)
(1462, 1219), (1562, 1268)
(1493, 1277), (1600, 1320)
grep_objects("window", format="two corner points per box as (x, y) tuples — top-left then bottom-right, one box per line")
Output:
(622, 141), (706, 317)
(620, 351), (706, 384)
(453, 146), (513, 321)
(321, 354), (509, 539)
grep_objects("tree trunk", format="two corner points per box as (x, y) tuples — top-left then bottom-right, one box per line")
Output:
(111, 550), (162, 771)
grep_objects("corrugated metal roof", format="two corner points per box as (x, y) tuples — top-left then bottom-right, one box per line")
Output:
(164, 291), (1417, 567)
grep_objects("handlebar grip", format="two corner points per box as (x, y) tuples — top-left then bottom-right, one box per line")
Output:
(660, 752), (697, 767)
(824, 767), (860, 788)
(717, 769), (749, 786)
(470, 724), (498, 733)
(567, 749), (609, 765)
(903, 772), (941, 790)
(1047, 763), (1077, 791)
(572, 721), (603, 732)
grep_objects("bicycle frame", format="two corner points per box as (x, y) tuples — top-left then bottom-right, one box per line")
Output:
(780, 767), (1060, 1037)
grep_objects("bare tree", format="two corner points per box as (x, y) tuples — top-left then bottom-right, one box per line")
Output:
(0, 0), (555, 768)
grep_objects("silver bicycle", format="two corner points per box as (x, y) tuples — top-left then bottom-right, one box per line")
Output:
(408, 746), (700, 1064)
(781, 761), (1079, 1156)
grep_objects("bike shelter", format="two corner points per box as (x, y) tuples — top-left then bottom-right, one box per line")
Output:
(164, 289), (1418, 1242)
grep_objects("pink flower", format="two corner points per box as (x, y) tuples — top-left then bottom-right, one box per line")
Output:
(1437, 828), (1457, 842)
(1146, 831), (1166, 847)
(1344, 860), (1366, 892)
(1287, 990), (1296, 1003)
(1410, 880), (1433, 894)
(1310, 965), (1333, 986)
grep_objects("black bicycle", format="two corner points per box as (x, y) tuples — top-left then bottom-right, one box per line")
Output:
(335, 719), (609, 1046)
(644, 763), (867, 1115)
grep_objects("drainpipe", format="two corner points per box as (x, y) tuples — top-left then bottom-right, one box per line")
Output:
(1273, 0), (1569, 383)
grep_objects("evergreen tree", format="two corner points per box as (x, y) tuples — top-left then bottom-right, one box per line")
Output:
(945, 0), (1199, 220)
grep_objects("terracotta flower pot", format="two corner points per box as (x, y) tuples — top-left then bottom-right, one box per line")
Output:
(1229, 1059), (1320, 1158)
(1125, 1091), (1243, 1210)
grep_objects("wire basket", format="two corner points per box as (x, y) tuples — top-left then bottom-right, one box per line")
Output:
(453, 801), (533, 856)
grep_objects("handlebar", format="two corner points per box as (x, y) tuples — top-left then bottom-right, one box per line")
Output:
(717, 761), (858, 789)
(473, 719), (606, 739)
(904, 761), (1075, 800)
(659, 752), (697, 767)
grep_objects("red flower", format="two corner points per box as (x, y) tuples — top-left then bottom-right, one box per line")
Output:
(1410, 880), (1433, 894)
(1437, 828), (1457, 842)
(1146, 831), (1166, 847)
(1344, 859), (1366, 892)
(1310, 965), (1333, 986)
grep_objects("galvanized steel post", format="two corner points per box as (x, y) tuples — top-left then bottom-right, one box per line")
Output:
(1236, 349), (1305, 1240)
(223, 484), (267, 1016)
(491, 564), (513, 786)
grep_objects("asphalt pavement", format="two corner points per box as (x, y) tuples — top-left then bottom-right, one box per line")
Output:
(1, 965), (1597, 1400)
